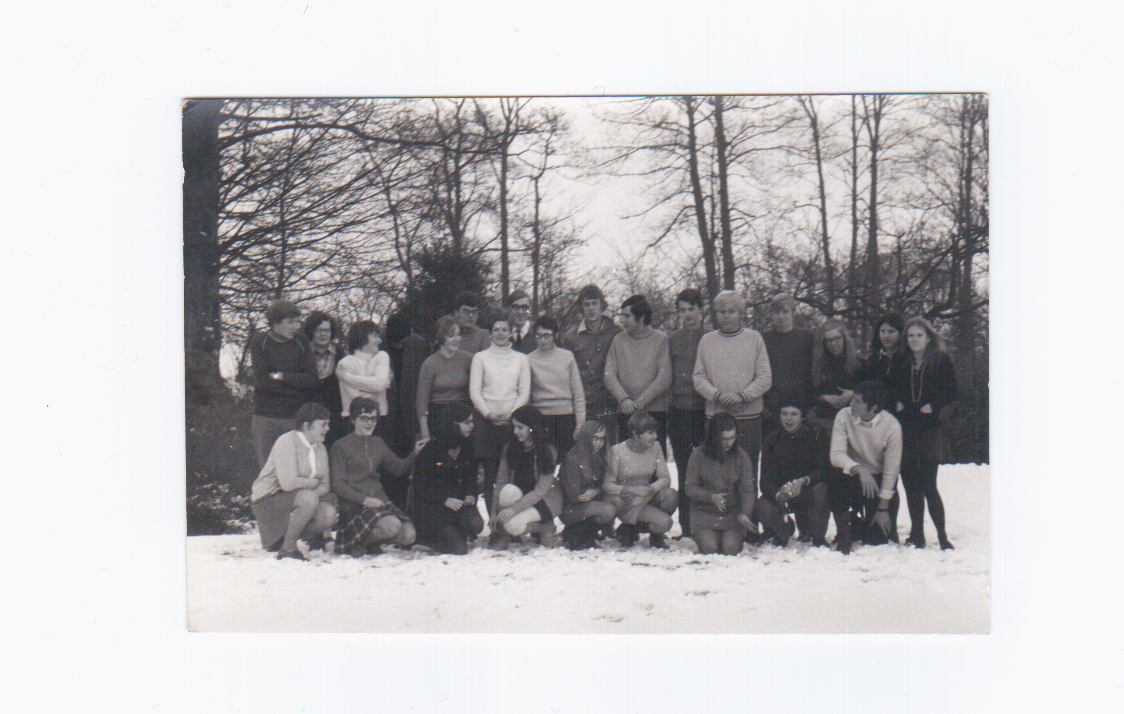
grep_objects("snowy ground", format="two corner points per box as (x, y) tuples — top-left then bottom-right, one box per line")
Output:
(188, 464), (989, 634)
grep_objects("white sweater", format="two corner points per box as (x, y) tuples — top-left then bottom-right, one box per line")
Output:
(470, 344), (530, 418)
(336, 350), (392, 416)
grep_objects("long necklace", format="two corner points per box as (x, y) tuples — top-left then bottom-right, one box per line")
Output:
(910, 358), (926, 403)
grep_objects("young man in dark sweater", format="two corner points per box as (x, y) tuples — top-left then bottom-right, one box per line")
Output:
(761, 292), (815, 438)
(755, 397), (831, 547)
(667, 288), (708, 538)
(249, 299), (320, 469)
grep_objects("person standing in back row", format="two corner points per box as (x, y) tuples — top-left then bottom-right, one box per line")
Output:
(447, 291), (491, 355)
(667, 288), (708, 538)
(558, 284), (623, 443)
(506, 289), (537, 354)
(762, 293), (815, 439)
(604, 294), (673, 451)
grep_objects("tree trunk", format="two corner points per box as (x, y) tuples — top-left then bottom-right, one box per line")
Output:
(683, 97), (718, 302)
(801, 96), (835, 313)
(864, 95), (886, 314)
(849, 95), (861, 333)
(183, 99), (224, 404)
(712, 96), (736, 291)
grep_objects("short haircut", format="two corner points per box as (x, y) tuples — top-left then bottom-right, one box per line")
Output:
(713, 290), (746, 311)
(676, 288), (704, 309)
(485, 312), (512, 331)
(533, 315), (559, 335)
(346, 320), (381, 353)
(701, 411), (739, 460)
(505, 289), (530, 306)
(265, 299), (301, 326)
(627, 410), (659, 438)
(453, 291), (481, 310)
(301, 310), (339, 342)
(576, 284), (607, 309)
(770, 292), (796, 311)
(774, 393), (809, 415)
(621, 294), (653, 326)
(852, 380), (889, 414)
(293, 402), (331, 429)
(348, 396), (379, 418)
(433, 315), (460, 349)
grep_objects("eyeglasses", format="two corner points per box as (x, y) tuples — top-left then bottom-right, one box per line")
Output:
(511, 303), (531, 311)
(535, 332), (554, 339)
(356, 415), (378, 422)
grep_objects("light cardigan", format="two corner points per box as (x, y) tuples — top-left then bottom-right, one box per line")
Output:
(250, 430), (329, 503)
(830, 407), (903, 500)
(527, 346), (586, 423)
(469, 343), (531, 418)
(336, 350), (392, 416)
(693, 328), (773, 417)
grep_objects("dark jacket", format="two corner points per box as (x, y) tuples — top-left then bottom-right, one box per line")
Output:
(760, 424), (830, 499)
(250, 332), (319, 419)
(893, 352), (957, 431)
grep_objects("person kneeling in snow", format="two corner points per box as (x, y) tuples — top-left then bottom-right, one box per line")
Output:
(755, 398), (831, 548)
(829, 380), (903, 554)
(330, 397), (427, 557)
(683, 411), (759, 555)
(603, 411), (679, 549)
(488, 405), (561, 550)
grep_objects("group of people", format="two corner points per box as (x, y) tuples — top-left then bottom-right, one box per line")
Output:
(246, 284), (957, 561)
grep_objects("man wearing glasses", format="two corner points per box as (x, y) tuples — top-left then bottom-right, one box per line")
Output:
(506, 289), (537, 354)
(527, 315), (586, 457)
(447, 291), (491, 354)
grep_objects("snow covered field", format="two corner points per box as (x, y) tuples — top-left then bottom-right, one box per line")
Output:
(188, 464), (989, 634)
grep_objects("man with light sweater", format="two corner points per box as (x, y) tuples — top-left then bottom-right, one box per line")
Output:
(604, 294), (673, 451)
(470, 313), (531, 517)
(829, 379), (903, 553)
(692, 290), (773, 473)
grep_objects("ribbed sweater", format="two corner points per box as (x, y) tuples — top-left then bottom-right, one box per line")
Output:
(250, 332), (319, 419)
(527, 346), (586, 422)
(692, 328), (772, 417)
(415, 349), (474, 419)
(469, 343), (530, 417)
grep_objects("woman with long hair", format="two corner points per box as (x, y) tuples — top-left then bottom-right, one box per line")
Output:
(894, 316), (958, 550)
(684, 411), (759, 555)
(557, 420), (617, 550)
(416, 315), (474, 442)
(863, 312), (907, 388)
(810, 319), (863, 430)
(603, 411), (679, 549)
(410, 402), (484, 555)
(250, 402), (339, 561)
(330, 397), (427, 557)
(488, 405), (561, 550)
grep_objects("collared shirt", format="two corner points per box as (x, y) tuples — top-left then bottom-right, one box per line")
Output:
(829, 407), (902, 499)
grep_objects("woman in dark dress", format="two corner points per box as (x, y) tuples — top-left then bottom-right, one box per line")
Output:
(410, 403), (485, 555)
(330, 397), (427, 557)
(894, 316), (958, 550)
(810, 318), (863, 431)
(488, 405), (561, 550)
(683, 411), (759, 555)
(557, 420), (617, 550)
(863, 312), (908, 389)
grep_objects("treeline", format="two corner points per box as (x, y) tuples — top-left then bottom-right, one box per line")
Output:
(183, 94), (987, 464)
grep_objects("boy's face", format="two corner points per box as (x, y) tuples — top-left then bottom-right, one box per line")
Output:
(677, 300), (703, 330)
(455, 305), (480, 329)
(618, 308), (641, 334)
(780, 406), (804, 434)
(771, 305), (794, 333)
(715, 302), (742, 333)
(581, 298), (603, 324)
(508, 298), (531, 327)
(271, 316), (302, 340)
(851, 395), (877, 422)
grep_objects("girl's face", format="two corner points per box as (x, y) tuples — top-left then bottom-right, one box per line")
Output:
(303, 419), (331, 444)
(907, 325), (930, 354)
(491, 321), (512, 347)
(824, 328), (844, 356)
(719, 428), (738, 453)
(457, 416), (474, 438)
(879, 324), (901, 351)
(590, 427), (607, 453)
(512, 418), (531, 443)
(443, 323), (462, 351)
(353, 411), (378, 437)
(312, 320), (333, 348)
(636, 428), (658, 448)
(534, 327), (555, 350)
(365, 330), (383, 352)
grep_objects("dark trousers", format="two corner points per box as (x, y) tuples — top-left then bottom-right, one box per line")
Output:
(900, 426), (947, 541)
(616, 410), (669, 455)
(667, 407), (707, 534)
(829, 470), (901, 547)
(756, 481), (830, 545)
(541, 413), (577, 462)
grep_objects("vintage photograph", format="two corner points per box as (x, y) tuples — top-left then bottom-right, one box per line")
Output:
(183, 94), (990, 633)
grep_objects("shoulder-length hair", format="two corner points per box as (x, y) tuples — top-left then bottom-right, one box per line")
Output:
(870, 312), (906, 357)
(346, 320), (382, 353)
(813, 318), (861, 385)
(565, 419), (608, 485)
(432, 315), (461, 352)
(510, 405), (556, 474)
(301, 310), (339, 343)
(903, 316), (949, 369)
(701, 411), (739, 461)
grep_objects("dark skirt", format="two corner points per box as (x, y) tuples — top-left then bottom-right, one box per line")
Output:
(336, 499), (413, 550)
(252, 490), (338, 550)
